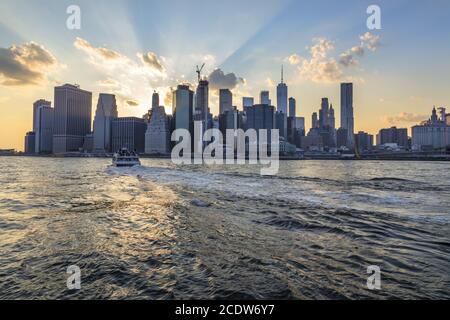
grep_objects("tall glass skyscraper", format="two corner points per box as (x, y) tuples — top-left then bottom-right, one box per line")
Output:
(276, 66), (288, 115)
(53, 84), (92, 153)
(340, 83), (355, 148)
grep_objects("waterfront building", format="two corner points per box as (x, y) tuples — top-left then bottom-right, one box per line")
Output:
(145, 106), (170, 154)
(219, 89), (233, 115)
(336, 128), (349, 149)
(111, 117), (146, 153)
(354, 131), (374, 152)
(245, 104), (275, 132)
(340, 83), (355, 148)
(35, 105), (54, 154)
(412, 107), (450, 150)
(377, 127), (408, 148)
(93, 94), (118, 152)
(32, 99), (51, 132)
(53, 84), (92, 153)
(24, 132), (36, 154)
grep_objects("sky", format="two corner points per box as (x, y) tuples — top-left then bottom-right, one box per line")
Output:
(0, 0), (449, 151)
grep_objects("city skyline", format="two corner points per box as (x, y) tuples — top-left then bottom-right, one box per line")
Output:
(1, 0), (450, 150)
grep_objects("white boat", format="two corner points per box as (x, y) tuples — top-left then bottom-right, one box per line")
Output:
(112, 148), (141, 167)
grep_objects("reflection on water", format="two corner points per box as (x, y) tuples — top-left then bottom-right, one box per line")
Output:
(0, 157), (449, 299)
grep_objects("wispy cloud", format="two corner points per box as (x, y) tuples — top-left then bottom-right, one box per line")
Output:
(382, 112), (428, 125)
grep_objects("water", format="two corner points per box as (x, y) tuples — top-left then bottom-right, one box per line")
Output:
(0, 157), (449, 299)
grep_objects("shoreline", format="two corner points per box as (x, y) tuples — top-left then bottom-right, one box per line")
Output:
(2, 154), (449, 162)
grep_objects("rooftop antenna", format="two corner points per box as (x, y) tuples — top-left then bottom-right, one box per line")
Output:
(196, 63), (205, 82)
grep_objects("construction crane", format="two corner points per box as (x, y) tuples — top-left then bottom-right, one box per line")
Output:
(196, 63), (205, 82)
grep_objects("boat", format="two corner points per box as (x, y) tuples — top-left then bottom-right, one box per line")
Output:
(112, 148), (141, 167)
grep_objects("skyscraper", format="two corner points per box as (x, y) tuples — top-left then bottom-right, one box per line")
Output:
(288, 97), (296, 118)
(53, 84), (92, 153)
(194, 80), (209, 128)
(145, 106), (170, 154)
(340, 83), (355, 148)
(319, 98), (329, 128)
(276, 66), (288, 114)
(24, 132), (36, 154)
(35, 105), (54, 154)
(260, 91), (270, 105)
(173, 84), (194, 134)
(219, 89), (233, 115)
(32, 99), (51, 132)
(111, 117), (146, 153)
(312, 112), (319, 129)
(93, 93), (118, 152)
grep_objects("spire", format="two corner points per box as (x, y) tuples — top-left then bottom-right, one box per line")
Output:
(281, 65), (284, 84)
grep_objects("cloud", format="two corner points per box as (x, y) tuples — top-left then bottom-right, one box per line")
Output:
(74, 37), (167, 109)
(207, 68), (244, 90)
(0, 41), (57, 86)
(383, 112), (428, 125)
(293, 33), (381, 84)
(126, 99), (140, 107)
(297, 38), (344, 83)
(360, 32), (381, 51)
(138, 52), (165, 73)
(339, 45), (365, 67)
(287, 54), (301, 65)
(265, 77), (275, 87)
(74, 38), (122, 60)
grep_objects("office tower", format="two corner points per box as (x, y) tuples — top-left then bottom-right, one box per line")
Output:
(111, 117), (146, 153)
(275, 111), (288, 139)
(83, 133), (94, 152)
(336, 128), (349, 148)
(329, 105), (336, 130)
(312, 112), (319, 129)
(412, 107), (450, 150)
(260, 91), (270, 105)
(340, 83), (355, 148)
(53, 84), (92, 153)
(32, 99), (51, 132)
(277, 66), (288, 114)
(377, 127), (408, 148)
(289, 97), (296, 118)
(243, 97), (254, 109)
(194, 80), (209, 125)
(93, 94), (118, 152)
(319, 98), (329, 128)
(219, 107), (243, 134)
(145, 106), (170, 154)
(152, 91), (160, 109)
(219, 89), (233, 115)
(24, 132), (36, 154)
(245, 104), (275, 135)
(354, 131), (374, 152)
(173, 84), (194, 134)
(35, 105), (54, 154)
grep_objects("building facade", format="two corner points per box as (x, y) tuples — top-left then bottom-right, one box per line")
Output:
(24, 132), (36, 154)
(219, 89), (233, 115)
(145, 106), (170, 154)
(93, 93), (118, 152)
(276, 67), (288, 114)
(35, 105), (54, 154)
(32, 99), (51, 132)
(412, 107), (449, 150)
(288, 97), (296, 118)
(340, 83), (355, 148)
(111, 117), (146, 153)
(53, 84), (92, 153)
(243, 97), (254, 109)
(377, 127), (408, 148)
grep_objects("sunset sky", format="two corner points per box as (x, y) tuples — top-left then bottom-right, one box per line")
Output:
(1, 0), (449, 151)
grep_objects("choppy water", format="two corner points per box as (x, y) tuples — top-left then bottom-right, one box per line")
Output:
(0, 157), (449, 299)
